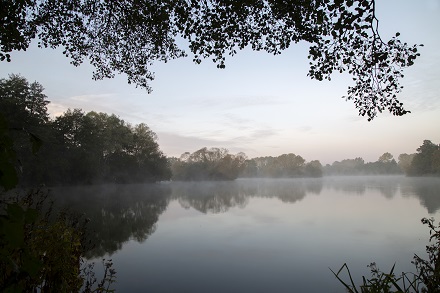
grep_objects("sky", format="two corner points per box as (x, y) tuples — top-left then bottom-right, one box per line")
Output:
(1, 0), (439, 165)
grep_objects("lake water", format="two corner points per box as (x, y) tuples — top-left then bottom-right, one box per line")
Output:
(52, 176), (440, 292)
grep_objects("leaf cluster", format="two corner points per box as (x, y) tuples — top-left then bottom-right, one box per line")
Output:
(0, 0), (422, 119)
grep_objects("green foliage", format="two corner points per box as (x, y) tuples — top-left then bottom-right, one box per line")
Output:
(398, 154), (416, 175)
(324, 154), (402, 175)
(240, 154), (323, 178)
(0, 191), (81, 292)
(0, 191), (117, 292)
(51, 109), (170, 184)
(0, 75), (171, 186)
(412, 218), (440, 292)
(332, 218), (440, 292)
(0, 74), (49, 188)
(0, 114), (18, 191)
(332, 262), (422, 293)
(408, 140), (440, 176)
(0, 1), (422, 120)
(0, 74), (118, 292)
(171, 147), (247, 181)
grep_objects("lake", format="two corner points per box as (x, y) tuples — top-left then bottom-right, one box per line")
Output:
(52, 176), (440, 292)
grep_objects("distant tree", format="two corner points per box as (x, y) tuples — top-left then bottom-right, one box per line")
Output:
(171, 147), (246, 181)
(240, 153), (321, 178)
(326, 157), (365, 175)
(305, 160), (323, 178)
(324, 155), (401, 175)
(240, 159), (259, 178)
(1, 1), (422, 120)
(408, 140), (440, 176)
(367, 152), (401, 174)
(398, 153), (415, 174)
(378, 152), (393, 163)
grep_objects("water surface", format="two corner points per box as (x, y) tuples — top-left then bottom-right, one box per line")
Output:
(53, 176), (440, 292)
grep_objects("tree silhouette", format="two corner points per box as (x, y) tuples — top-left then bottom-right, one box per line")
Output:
(1, 0), (422, 120)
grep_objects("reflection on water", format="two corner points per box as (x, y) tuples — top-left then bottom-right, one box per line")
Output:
(401, 177), (440, 214)
(172, 178), (323, 213)
(323, 175), (401, 198)
(52, 184), (171, 258)
(50, 176), (440, 292)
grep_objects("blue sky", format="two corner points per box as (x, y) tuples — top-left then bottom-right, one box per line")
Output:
(1, 0), (439, 164)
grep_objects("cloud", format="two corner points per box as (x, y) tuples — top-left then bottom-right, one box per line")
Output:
(189, 95), (286, 110)
(297, 126), (313, 133)
(156, 132), (231, 157)
(156, 126), (278, 157)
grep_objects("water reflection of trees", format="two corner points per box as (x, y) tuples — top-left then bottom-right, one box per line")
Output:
(324, 176), (440, 214)
(400, 177), (440, 214)
(51, 184), (171, 258)
(172, 181), (251, 213)
(323, 176), (401, 198)
(47, 177), (440, 258)
(171, 178), (323, 213)
(251, 178), (322, 203)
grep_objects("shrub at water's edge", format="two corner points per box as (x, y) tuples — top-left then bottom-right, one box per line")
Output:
(0, 190), (116, 292)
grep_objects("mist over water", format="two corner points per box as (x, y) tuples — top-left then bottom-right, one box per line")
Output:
(51, 176), (440, 292)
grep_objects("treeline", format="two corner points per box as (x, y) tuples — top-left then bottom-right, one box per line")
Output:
(323, 141), (440, 177)
(323, 153), (402, 175)
(240, 154), (323, 178)
(0, 74), (170, 186)
(169, 147), (247, 180)
(2, 75), (438, 186)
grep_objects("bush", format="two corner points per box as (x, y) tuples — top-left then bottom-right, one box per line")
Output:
(0, 190), (116, 292)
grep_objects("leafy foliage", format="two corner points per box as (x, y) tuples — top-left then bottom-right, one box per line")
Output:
(324, 153), (402, 175)
(0, 0), (422, 119)
(51, 109), (171, 184)
(398, 153), (416, 175)
(170, 147), (247, 181)
(408, 140), (440, 176)
(240, 154), (322, 178)
(0, 75), (170, 186)
(412, 218), (440, 292)
(0, 191), (116, 292)
(0, 115), (18, 191)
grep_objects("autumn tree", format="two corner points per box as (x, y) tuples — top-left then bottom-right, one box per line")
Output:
(1, 0), (422, 120)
